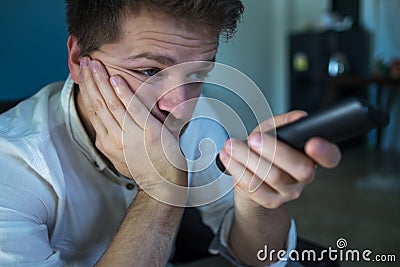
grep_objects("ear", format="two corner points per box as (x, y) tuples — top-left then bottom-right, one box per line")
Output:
(67, 35), (82, 84)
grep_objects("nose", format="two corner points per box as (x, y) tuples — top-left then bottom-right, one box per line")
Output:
(157, 85), (192, 120)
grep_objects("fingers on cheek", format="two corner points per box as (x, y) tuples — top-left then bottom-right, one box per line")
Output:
(78, 72), (84, 84)
(79, 57), (93, 83)
(110, 76), (134, 107)
(110, 76), (126, 95)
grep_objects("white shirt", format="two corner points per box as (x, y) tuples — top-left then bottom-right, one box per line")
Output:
(0, 76), (295, 266)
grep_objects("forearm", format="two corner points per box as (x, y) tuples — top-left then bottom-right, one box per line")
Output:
(96, 191), (184, 266)
(229, 190), (291, 266)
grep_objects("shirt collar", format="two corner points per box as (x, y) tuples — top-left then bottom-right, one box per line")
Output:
(60, 75), (107, 171)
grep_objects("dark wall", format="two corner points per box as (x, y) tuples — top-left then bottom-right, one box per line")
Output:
(0, 0), (68, 100)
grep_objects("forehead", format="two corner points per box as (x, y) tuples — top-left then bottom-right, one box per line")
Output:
(124, 10), (218, 38)
(101, 10), (219, 63)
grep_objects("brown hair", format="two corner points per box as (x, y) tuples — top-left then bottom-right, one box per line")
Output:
(65, 0), (244, 56)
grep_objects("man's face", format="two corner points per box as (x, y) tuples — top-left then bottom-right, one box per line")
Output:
(91, 11), (219, 138)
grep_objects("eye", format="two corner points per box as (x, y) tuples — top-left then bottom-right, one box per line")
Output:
(187, 71), (209, 82)
(137, 68), (161, 77)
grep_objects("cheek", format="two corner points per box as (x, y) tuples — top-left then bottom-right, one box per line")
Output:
(187, 83), (203, 98)
(187, 86), (202, 108)
(180, 86), (202, 117)
(135, 86), (161, 112)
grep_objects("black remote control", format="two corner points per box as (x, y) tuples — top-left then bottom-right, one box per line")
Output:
(216, 97), (390, 173)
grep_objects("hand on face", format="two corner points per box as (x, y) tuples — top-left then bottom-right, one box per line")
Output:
(78, 57), (188, 191)
(218, 111), (342, 210)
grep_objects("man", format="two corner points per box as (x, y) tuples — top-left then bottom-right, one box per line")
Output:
(0, 0), (341, 266)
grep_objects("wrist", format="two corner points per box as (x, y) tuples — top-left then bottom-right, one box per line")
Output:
(229, 189), (291, 266)
(233, 187), (290, 231)
(135, 171), (188, 207)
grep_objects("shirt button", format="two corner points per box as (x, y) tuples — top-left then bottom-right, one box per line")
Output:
(126, 183), (135, 190)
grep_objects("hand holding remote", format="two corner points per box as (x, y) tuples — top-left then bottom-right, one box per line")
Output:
(216, 97), (390, 173)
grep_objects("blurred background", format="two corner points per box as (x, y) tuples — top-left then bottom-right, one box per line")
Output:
(1, 0), (399, 266)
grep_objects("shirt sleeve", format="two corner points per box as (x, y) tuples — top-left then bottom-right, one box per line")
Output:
(209, 207), (297, 267)
(0, 153), (62, 266)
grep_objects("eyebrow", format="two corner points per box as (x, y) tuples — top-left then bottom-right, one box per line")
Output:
(121, 52), (216, 66)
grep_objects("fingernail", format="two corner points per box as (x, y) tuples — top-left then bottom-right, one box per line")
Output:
(110, 76), (122, 95)
(110, 76), (119, 87)
(314, 139), (330, 155)
(90, 61), (99, 73)
(224, 139), (233, 152)
(249, 133), (262, 148)
(80, 57), (89, 68)
(78, 73), (84, 83)
(219, 150), (228, 160)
